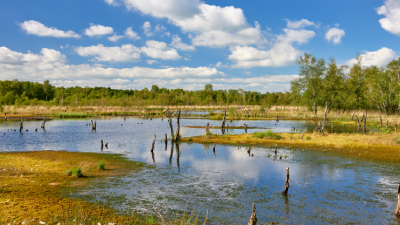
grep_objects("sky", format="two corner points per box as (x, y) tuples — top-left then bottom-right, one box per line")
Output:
(1, 0), (400, 92)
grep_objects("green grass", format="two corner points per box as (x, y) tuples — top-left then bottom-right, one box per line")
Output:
(66, 167), (83, 178)
(252, 130), (282, 140)
(305, 136), (311, 140)
(98, 161), (105, 170)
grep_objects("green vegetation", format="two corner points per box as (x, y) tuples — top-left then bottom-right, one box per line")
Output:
(98, 161), (105, 170)
(252, 130), (282, 140)
(306, 136), (311, 140)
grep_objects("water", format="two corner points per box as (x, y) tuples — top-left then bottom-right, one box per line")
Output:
(0, 117), (397, 224)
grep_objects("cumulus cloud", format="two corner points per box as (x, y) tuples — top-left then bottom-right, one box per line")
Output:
(104, 0), (119, 5)
(142, 21), (153, 36)
(122, 0), (262, 47)
(124, 27), (141, 39)
(346, 47), (398, 67)
(84, 24), (114, 37)
(229, 28), (315, 68)
(75, 41), (181, 62)
(141, 40), (181, 60)
(146, 60), (157, 64)
(377, 0), (400, 36)
(285, 19), (316, 29)
(325, 27), (345, 44)
(154, 24), (167, 32)
(170, 35), (195, 51)
(108, 34), (124, 42)
(19, 20), (80, 38)
(75, 44), (141, 62)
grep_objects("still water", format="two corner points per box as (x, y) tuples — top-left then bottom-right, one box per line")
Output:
(0, 117), (398, 224)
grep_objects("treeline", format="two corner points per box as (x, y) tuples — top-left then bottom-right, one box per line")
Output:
(0, 80), (293, 107)
(290, 53), (400, 115)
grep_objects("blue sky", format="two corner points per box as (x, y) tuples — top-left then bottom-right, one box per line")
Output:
(0, 0), (399, 92)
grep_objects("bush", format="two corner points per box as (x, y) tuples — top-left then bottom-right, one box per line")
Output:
(98, 161), (105, 170)
(252, 130), (282, 140)
(72, 167), (83, 177)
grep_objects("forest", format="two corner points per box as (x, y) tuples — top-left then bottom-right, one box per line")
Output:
(1, 53), (400, 115)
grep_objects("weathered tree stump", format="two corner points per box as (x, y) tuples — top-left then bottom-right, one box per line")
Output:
(245, 123), (248, 133)
(4, 113), (7, 124)
(101, 139), (103, 149)
(395, 124), (397, 132)
(282, 167), (289, 195)
(165, 133), (168, 150)
(221, 110), (226, 129)
(41, 114), (47, 129)
(248, 203), (257, 225)
(169, 114), (174, 142)
(174, 110), (181, 142)
(213, 143), (216, 153)
(151, 134), (156, 152)
(395, 184), (400, 216)
(91, 120), (97, 131)
(19, 117), (23, 132)
(276, 115), (279, 122)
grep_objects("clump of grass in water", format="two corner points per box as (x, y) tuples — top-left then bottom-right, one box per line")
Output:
(65, 167), (83, 177)
(252, 130), (282, 140)
(98, 161), (105, 170)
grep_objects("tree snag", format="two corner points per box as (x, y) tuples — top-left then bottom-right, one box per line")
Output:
(19, 117), (23, 132)
(282, 167), (289, 195)
(174, 110), (181, 142)
(396, 184), (400, 216)
(4, 113), (6, 123)
(248, 203), (257, 225)
(41, 114), (47, 129)
(151, 134), (156, 152)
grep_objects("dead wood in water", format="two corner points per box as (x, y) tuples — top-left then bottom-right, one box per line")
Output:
(91, 120), (97, 131)
(221, 110), (226, 129)
(396, 184), (400, 216)
(4, 113), (7, 123)
(41, 114), (46, 129)
(165, 133), (168, 151)
(151, 134), (156, 152)
(175, 110), (181, 142)
(248, 203), (257, 225)
(169, 114), (174, 142)
(282, 167), (290, 195)
(19, 117), (23, 132)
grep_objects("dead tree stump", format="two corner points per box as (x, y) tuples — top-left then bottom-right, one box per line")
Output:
(174, 110), (181, 142)
(248, 203), (257, 225)
(221, 110), (226, 129)
(19, 117), (23, 132)
(396, 184), (400, 216)
(395, 124), (397, 132)
(41, 114), (47, 129)
(169, 114), (174, 142)
(101, 139), (103, 148)
(4, 113), (6, 124)
(151, 134), (156, 152)
(380, 116), (383, 129)
(282, 167), (289, 195)
(386, 120), (389, 129)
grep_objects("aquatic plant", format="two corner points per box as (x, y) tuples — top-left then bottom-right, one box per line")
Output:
(284, 154), (288, 159)
(98, 161), (105, 170)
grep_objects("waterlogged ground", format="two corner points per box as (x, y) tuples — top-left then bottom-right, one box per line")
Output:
(0, 117), (397, 224)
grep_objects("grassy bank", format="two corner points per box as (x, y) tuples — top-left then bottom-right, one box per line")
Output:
(0, 151), (205, 224)
(182, 131), (400, 164)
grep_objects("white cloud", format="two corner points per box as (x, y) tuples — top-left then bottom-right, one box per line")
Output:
(170, 35), (195, 51)
(75, 44), (141, 62)
(108, 34), (124, 42)
(0, 47), (66, 64)
(215, 61), (221, 67)
(60, 44), (69, 49)
(142, 21), (153, 36)
(19, 20), (81, 38)
(75, 41), (181, 61)
(84, 24), (114, 37)
(346, 47), (398, 67)
(124, 27), (141, 40)
(122, 0), (262, 47)
(285, 19), (316, 29)
(377, 0), (400, 36)
(141, 40), (181, 60)
(104, 0), (119, 6)
(325, 27), (345, 44)
(154, 24), (167, 32)
(146, 60), (158, 64)
(229, 28), (315, 68)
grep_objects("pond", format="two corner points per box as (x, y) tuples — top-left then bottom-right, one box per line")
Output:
(0, 117), (397, 224)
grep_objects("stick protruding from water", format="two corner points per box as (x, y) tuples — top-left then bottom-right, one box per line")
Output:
(248, 203), (257, 225)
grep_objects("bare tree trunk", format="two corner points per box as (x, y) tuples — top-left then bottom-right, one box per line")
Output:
(386, 121), (389, 129)
(282, 167), (289, 195)
(356, 116), (361, 127)
(380, 116), (383, 129)
(322, 102), (327, 135)
(396, 185), (400, 216)
(19, 117), (23, 132)
(175, 110), (181, 142)
(169, 114), (174, 142)
(151, 134), (156, 152)
(41, 114), (47, 129)
(221, 110), (226, 129)
(247, 203), (257, 225)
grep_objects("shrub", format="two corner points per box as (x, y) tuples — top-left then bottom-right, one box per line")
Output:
(252, 130), (282, 140)
(72, 167), (83, 178)
(98, 161), (105, 170)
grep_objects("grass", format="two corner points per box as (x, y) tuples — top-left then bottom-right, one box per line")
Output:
(98, 161), (105, 170)
(252, 130), (282, 140)
(72, 167), (83, 177)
